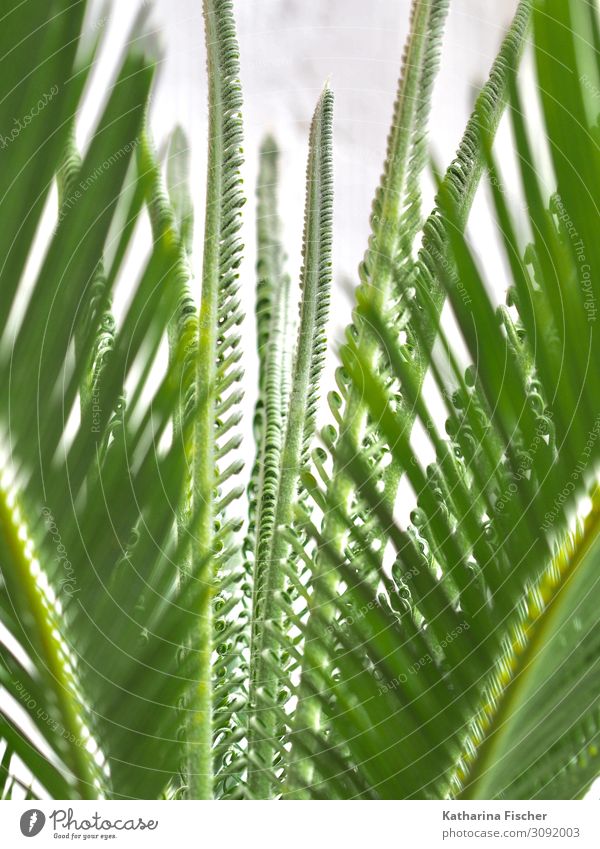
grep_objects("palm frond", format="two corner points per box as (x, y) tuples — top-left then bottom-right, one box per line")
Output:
(188, 0), (246, 800)
(0, 2), (197, 800)
(2, 0), (599, 804)
(247, 88), (334, 797)
(285, 0), (533, 798)
(284, 0), (600, 800)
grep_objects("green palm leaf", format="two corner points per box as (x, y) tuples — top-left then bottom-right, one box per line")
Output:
(0, 1), (195, 800)
(247, 87), (334, 797)
(282, 0), (599, 800)
(1, 0), (599, 803)
(285, 0), (533, 798)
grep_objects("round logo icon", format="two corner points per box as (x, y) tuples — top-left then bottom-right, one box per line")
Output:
(20, 810), (46, 837)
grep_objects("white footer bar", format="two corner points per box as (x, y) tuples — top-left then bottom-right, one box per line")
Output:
(1, 799), (598, 848)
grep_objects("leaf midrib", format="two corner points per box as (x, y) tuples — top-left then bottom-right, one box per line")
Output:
(0, 486), (97, 799)
(455, 500), (600, 799)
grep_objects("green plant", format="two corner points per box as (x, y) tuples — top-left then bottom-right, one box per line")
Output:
(0, 0), (599, 801)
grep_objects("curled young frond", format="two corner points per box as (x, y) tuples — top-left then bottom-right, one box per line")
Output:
(286, 0), (533, 798)
(137, 125), (197, 441)
(187, 0), (246, 801)
(247, 86), (334, 798)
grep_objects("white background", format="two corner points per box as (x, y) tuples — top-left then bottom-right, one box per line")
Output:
(83, 0), (522, 402)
